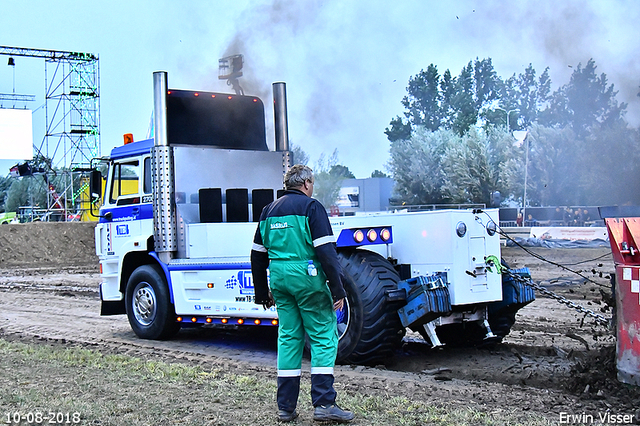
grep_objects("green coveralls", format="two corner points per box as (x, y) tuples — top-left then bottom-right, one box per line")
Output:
(251, 189), (346, 412)
(269, 259), (338, 375)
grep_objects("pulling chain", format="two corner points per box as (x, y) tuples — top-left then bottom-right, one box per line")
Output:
(503, 269), (610, 327)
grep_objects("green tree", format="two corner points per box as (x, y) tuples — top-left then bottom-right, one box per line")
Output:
(290, 143), (309, 166)
(441, 128), (519, 204)
(519, 125), (580, 206)
(388, 127), (454, 204)
(371, 170), (388, 178)
(402, 64), (442, 131)
(449, 62), (477, 136)
(541, 59), (626, 137)
(516, 65), (551, 127)
(389, 58), (503, 139)
(441, 134), (491, 203)
(5, 175), (48, 212)
(0, 176), (12, 212)
(387, 57), (635, 207)
(384, 116), (412, 142)
(473, 58), (502, 113)
(483, 64), (551, 131)
(389, 127), (520, 206)
(3, 155), (84, 217)
(312, 149), (345, 208)
(329, 165), (355, 179)
(576, 123), (640, 205)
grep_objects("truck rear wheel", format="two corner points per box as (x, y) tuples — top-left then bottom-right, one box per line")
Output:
(125, 264), (180, 340)
(335, 250), (405, 365)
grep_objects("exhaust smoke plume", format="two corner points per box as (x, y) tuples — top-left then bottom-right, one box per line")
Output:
(203, 0), (640, 177)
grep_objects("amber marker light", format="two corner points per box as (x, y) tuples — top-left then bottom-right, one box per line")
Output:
(176, 317), (183, 322)
(211, 94), (216, 98)
(254, 319), (261, 325)
(228, 95), (233, 100)
(353, 230), (365, 243)
(221, 318), (228, 324)
(123, 133), (134, 145)
(206, 318), (213, 323)
(207, 283), (214, 288)
(191, 317), (197, 323)
(194, 93), (199, 96)
(237, 319), (244, 325)
(367, 229), (378, 242)
(380, 228), (391, 242)
(271, 320), (279, 325)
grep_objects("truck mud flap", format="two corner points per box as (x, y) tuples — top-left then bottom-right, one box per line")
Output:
(100, 299), (126, 315)
(100, 286), (126, 315)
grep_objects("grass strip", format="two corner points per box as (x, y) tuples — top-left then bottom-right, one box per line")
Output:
(0, 338), (552, 425)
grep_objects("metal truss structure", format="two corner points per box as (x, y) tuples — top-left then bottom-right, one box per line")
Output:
(0, 46), (100, 221)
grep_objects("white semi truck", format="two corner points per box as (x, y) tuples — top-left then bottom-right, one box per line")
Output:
(92, 72), (534, 365)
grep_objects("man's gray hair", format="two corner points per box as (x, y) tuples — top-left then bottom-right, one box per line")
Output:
(284, 164), (314, 190)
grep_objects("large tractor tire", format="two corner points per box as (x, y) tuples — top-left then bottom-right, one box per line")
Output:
(125, 264), (180, 340)
(335, 249), (405, 365)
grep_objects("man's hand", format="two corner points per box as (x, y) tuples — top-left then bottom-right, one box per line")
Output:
(262, 293), (275, 310)
(333, 298), (344, 311)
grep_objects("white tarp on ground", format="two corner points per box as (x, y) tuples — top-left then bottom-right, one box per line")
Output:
(503, 226), (611, 248)
(505, 237), (610, 248)
(529, 227), (609, 241)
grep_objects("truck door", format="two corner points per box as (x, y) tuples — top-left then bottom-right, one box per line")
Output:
(99, 157), (153, 257)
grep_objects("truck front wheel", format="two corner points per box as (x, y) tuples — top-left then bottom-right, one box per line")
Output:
(125, 264), (180, 340)
(335, 250), (405, 365)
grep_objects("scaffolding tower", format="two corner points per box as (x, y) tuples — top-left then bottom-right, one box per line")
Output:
(0, 46), (100, 221)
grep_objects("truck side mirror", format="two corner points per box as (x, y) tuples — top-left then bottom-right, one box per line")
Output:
(90, 170), (102, 201)
(89, 169), (103, 218)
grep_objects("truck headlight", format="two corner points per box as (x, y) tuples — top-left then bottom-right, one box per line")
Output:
(456, 221), (467, 237)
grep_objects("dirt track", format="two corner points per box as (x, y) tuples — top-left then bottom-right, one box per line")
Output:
(1, 223), (639, 423)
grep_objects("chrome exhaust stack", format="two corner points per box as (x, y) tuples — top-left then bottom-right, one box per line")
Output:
(273, 82), (291, 170)
(152, 71), (177, 262)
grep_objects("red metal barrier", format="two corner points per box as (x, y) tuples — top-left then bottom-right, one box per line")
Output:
(605, 217), (640, 386)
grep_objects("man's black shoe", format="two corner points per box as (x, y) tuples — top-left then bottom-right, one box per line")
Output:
(278, 409), (298, 422)
(313, 404), (354, 422)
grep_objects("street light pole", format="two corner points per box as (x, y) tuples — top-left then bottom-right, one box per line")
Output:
(505, 109), (519, 131)
(494, 107), (519, 131)
(496, 107), (529, 220)
(523, 134), (529, 223)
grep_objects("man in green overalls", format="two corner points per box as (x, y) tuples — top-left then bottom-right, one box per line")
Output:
(251, 165), (354, 423)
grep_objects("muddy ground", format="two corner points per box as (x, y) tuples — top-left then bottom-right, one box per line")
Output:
(1, 223), (639, 423)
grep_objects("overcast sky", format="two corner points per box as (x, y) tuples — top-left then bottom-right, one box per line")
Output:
(0, 0), (638, 178)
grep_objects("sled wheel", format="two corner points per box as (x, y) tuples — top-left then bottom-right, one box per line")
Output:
(125, 264), (180, 340)
(336, 249), (405, 365)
